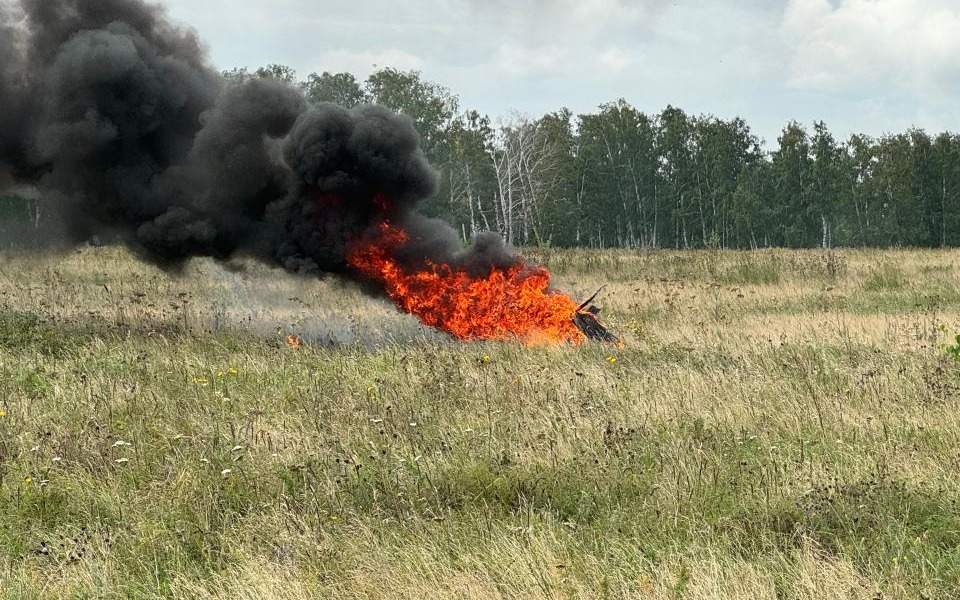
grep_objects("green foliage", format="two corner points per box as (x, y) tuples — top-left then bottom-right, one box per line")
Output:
(254, 63), (297, 83)
(364, 67), (457, 158)
(718, 257), (782, 286)
(302, 71), (367, 107)
(776, 475), (960, 566)
(207, 64), (960, 252)
(0, 311), (51, 350)
(946, 334), (960, 362)
(862, 263), (908, 291)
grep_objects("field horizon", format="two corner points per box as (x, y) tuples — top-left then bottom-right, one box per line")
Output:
(2, 246), (960, 598)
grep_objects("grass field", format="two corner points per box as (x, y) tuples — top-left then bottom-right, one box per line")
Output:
(2, 246), (960, 598)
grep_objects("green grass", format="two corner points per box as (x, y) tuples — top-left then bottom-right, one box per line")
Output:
(1, 247), (960, 598)
(862, 263), (910, 291)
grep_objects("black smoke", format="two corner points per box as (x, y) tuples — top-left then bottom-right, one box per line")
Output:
(0, 0), (518, 279)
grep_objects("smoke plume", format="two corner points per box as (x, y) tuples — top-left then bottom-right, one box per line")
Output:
(0, 0), (519, 280)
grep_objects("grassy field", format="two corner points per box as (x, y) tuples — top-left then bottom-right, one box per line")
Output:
(2, 246), (960, 598)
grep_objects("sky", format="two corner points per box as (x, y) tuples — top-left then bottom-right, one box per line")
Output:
(162, 0), (960, 148)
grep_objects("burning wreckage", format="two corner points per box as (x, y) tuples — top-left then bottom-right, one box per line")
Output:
(0, 0), (618, 345)
(573, 289), (620, 344)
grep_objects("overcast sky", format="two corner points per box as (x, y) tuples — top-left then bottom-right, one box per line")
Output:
(162, 0), (960, 147)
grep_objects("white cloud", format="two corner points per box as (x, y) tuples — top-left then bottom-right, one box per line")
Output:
(782, 0), (960, 94)
(598, 47), (633, 74)
(312, 48), (424, 78)
(493, 43), (570, 79)
(158, 0), (960, 144)
(460, 0), (668, 45)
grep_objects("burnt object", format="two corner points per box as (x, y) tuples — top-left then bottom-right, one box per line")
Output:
(573, 286), (620, 343)
(574, 306), (620, 343)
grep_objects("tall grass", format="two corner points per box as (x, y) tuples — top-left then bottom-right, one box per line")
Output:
(1, 247), (960, 598)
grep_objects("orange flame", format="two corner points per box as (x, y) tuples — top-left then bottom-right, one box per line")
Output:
(286, 334), (303, 350)
(348, 221), (584, 344)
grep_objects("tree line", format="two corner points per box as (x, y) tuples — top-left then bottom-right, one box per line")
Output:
(276, 65), (960, 250)
(6, 64), (960, 250)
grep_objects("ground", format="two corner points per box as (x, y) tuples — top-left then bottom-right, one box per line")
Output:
(1, 246), (960, 599)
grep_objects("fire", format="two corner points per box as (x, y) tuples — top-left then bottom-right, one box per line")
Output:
(286, 334), (303, 350)
(348, 221), (585, 344)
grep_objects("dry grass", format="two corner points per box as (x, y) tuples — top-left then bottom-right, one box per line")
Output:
(2, 246), (960, 598)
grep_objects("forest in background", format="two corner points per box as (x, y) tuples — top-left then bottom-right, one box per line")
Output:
(5, 64), (960, 250)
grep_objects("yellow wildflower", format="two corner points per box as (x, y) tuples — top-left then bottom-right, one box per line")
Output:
(607, 356), (618, 364)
